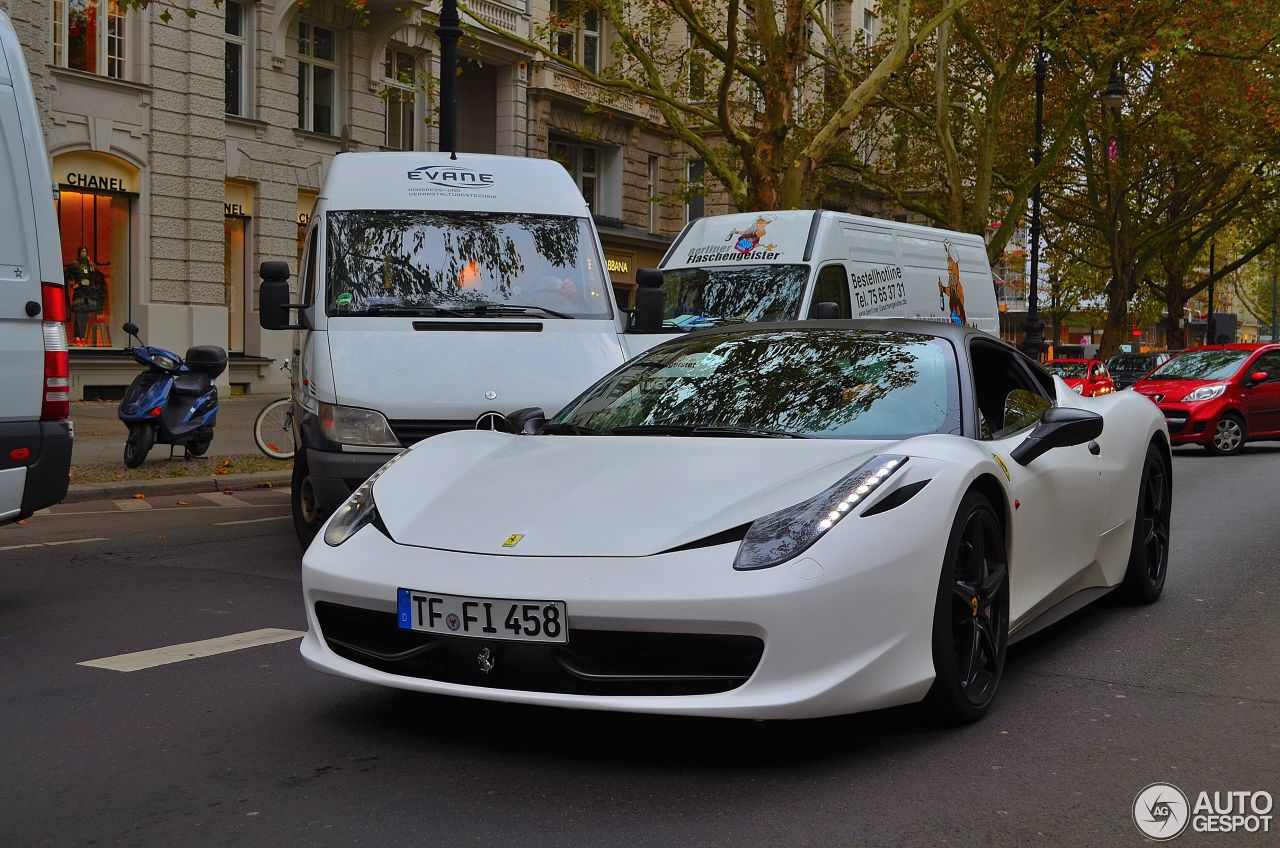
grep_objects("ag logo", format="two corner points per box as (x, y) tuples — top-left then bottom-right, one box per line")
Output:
(1133, 782), (1190, 840)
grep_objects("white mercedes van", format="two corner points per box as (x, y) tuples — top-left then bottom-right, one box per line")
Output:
(648, 210), (999, 336)
(0, 9), (72, 525)
(261, 152), (643, 543)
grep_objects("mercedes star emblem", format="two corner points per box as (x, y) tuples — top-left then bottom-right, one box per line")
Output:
(474, 412), (509, 432)
(485, 390), (498, 400)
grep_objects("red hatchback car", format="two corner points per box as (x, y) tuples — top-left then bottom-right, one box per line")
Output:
(1131, 343), (1280, 454)
(1045, 358), (1116, 396)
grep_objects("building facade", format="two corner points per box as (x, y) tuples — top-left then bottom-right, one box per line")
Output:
(3, 0), (691, 398)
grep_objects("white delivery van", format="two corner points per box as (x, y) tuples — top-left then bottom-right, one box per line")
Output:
(261, 152), (644, 544)
(0, 9), (72, 524)
(640, 210), (999, 346)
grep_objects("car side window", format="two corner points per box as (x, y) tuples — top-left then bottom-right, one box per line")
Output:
(301, 227), (318, 309)
(969, 341), (1052, 440)
(807, 264), (852, 318)
(1252, 351), (1280, 383)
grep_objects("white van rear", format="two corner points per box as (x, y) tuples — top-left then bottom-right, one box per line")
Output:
(0, 9), (72, 524)
(647, 210), (999, 340)
(261, 152), (633, 543)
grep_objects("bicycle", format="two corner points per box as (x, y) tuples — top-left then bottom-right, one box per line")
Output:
(253, 359), (296, 461)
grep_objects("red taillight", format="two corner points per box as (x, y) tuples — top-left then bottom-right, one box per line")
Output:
(41, 284), (70, 421)
(149, 406), (163, 417)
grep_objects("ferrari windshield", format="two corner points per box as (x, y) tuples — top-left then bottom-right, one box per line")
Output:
(1148, 349), (1250, 381)
(1046, 361), (1089, 379)
(553, 329), (959, 439)
(325, 210), (611, 318)
(659, 265), (809, 330)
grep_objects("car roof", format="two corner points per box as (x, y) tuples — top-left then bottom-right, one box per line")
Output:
(682, 317), (997, 344)
(1182, 343), (1273, 352)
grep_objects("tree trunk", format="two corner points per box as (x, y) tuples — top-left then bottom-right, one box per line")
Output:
(1099, 277), (1129, 359)
(1163, 282), (1187, 350)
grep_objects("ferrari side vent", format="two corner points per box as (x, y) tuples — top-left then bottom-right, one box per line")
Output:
(659, 522), (752, 555)
(860, 479), (931, 518)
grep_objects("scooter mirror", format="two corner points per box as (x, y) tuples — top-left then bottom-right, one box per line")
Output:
(123, 322), (140, 336)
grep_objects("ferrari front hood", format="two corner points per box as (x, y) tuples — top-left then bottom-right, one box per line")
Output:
(372, 431), (891, 556)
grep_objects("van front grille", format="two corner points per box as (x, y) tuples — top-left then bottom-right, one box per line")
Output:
(387, 419), (473, 446)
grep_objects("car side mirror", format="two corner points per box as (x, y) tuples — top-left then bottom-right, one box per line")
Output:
(1246, 371), (1269, 386)
(811, 301), (840, 320)
(630, 268), (664, 333)
(259, 261), (303, 330)
(506, 407), (546, 435)
(1010, 406), (1105, 466)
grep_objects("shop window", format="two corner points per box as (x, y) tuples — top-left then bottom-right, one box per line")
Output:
(224, 1), (250, 117)
(52, 0), (127, 79)
(225, 214), (248, 353)
(296, 22), (337, 134)
(550, 0), (600, 74)
(297, 191), (316, 273)
(57, 190), (130, 348)
(383, 47), (417, 151)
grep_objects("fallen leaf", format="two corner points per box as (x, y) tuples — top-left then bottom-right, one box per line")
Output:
(256, 482), (274, 488)
(90, 431), (104, 436)
(132, 493), (146, 499)
(17, 519), (27, 525)
(223, 489), (234, 495)
(176, 500), (189, 506)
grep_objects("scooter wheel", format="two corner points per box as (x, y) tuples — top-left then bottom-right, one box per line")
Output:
(187, 430), (213, 457)
(124, 425), (155, 468)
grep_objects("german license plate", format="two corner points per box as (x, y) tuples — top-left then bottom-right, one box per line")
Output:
(396, 588), (568, 644)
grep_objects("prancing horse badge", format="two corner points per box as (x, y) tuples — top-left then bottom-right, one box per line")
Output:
(502, 533), (524, 548)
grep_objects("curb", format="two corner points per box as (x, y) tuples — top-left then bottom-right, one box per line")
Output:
(63, 470), (292, 503)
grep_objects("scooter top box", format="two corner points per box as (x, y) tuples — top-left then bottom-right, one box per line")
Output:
(184, 345), (228, 378)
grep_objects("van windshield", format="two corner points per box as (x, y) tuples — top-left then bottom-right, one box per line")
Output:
(325, 210), (612, 318)
(659, 264), (809, 330)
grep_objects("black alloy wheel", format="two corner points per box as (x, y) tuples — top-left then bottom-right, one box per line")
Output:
(123, 424), (154, 469)
(1205, 412), (1246, 455)
(1119, 444), (1171, 604)
(925, 492), (1010, 723)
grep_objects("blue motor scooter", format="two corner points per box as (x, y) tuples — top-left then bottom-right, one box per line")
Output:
(118, 322), (227, 468)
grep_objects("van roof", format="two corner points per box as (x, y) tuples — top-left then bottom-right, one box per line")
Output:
(319, 152), (591, 217)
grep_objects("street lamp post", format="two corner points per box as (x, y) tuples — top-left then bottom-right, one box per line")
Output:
(1206, 240), (1216, 345)
(437, 0), (463, 154)
(1022, 27), (1047, 359)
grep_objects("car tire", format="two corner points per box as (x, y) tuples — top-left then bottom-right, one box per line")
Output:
(1118, 443), (1171, 604)
(123, 424), (154, 468)
(291, 451), (324, 548)
(924, 491), (1010, 724)
(1205, 412), (1246, 455)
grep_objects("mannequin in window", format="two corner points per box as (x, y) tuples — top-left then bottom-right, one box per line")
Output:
(66, 246), (106, 345)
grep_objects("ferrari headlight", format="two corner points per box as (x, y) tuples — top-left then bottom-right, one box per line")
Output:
(733, 455), (907, 571)
(1071, 384), (1084, 394)
(323, 450), (404, 546)
(319, 401), (400, 447)
(1181, 383), (1226, 402)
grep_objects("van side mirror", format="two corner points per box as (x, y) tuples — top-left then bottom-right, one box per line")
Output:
(1010, 406), (1104, 466)
(259, 261), (302, 330)
(811, 301), (840, 320)
(506, 407), (546, 435)
(630, 268), (665, 333)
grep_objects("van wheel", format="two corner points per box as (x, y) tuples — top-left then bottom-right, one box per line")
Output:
(124, 425), (154, 468)
(291, 451), (324, 548)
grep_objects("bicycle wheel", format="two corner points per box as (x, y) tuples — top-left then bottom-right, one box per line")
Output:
(254, 397), (296, 460)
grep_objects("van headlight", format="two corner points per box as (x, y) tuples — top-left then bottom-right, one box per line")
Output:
(1181, 384), (1226, 402)
(319, 402), (400, 447)
(733, 456), (907, 571)
(324, 451), (404, 546)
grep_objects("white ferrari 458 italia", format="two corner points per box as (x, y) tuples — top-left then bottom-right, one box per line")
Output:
(300, 320), (1171, 722)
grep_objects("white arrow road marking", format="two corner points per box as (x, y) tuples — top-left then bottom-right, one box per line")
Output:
(78, 628), (304, 672)
(0, 537), (110, 551)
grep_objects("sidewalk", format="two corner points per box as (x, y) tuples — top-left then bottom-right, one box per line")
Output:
(66, 396), (293, 502)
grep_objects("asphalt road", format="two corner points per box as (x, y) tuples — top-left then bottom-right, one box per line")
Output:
(1, 446), (1277, 847)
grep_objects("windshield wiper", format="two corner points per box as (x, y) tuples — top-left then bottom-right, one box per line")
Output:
(458, 303), (575, 319)
(538, 422), (604, 436)
(340, 304), (470, 317)
(608, 424), (808, 439)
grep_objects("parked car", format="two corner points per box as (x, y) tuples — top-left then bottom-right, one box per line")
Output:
(0, 9), (72, 525)
(300, 320), (1170, 723)
(1132, 343), (1280, 454)
(1045, 358), (1116, 396)
(1106, 351), (1174, 389)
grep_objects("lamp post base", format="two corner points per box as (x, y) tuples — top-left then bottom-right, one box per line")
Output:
(1020, 320), (1045, 360)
